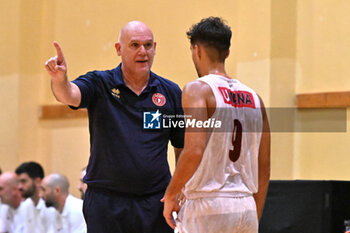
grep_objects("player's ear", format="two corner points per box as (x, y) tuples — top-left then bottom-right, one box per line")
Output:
(191, 44), (200, 59)
(195, 44), (202, 59)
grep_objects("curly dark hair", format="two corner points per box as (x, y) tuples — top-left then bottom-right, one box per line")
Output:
(15, 161), (44, 179)
(187, 17), (231, 62)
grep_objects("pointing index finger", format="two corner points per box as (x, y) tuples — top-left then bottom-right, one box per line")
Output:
(53, 41), (64, 63)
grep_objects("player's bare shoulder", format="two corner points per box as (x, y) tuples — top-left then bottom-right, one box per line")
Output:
(183, 80), (213, 100)
(182, 80), (216, 114)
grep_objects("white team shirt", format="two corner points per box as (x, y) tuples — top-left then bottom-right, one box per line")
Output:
(48, 194), (86, 233)
(0, 202), (26, 233)
(20, 198), (56, 233)
(0, 202), (9, 233)
(184, 74), (263, 199)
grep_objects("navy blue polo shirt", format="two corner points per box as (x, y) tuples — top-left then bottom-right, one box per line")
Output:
(72, 63), (184, 195)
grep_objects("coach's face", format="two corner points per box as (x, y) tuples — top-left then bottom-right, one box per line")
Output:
(115, 21), (156, 77)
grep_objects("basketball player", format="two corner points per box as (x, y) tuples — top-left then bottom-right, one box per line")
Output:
(162, 17), (271, 233)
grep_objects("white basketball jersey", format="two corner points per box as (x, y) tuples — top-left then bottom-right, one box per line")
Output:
(184, 74), (263, 199)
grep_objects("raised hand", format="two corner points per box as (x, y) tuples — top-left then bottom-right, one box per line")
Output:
(44, 41), (81, 107)
(44, 41), (67, 81)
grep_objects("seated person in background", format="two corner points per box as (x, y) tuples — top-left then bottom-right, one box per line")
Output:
(0, 167), (5, 233)
(0, 172), (25, 233)
(41, 173), (87, 233)
(77, 167), (87, 200)
(15, 161), (56, 233)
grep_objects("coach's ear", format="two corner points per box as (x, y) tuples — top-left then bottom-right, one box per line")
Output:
(115, 42), (121, 56)
(153, 41), (157, 55)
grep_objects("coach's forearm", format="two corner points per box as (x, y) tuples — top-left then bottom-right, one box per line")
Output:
(51, 78), (81, 107)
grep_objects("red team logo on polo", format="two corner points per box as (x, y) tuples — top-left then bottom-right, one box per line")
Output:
(152, 93), (166, 106)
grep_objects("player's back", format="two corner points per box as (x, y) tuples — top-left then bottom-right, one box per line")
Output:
(184, 74), (263, 199)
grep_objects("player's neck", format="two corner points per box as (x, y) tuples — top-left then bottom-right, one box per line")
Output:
(207, 63), (229, 78)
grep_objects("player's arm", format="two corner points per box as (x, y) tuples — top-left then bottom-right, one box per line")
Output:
(173, 147), (183, 164)
(162, 80), (211, 229)
(44, 41), (81, 107)
(253, 96), (271, 220)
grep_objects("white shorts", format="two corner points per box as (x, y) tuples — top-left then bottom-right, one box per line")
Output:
(176, 196), (258, 233)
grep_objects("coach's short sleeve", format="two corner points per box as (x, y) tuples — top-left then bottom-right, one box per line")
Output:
(70, 71), (100, 109)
